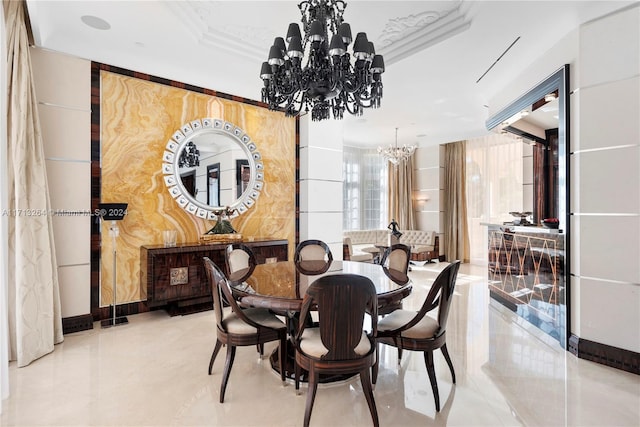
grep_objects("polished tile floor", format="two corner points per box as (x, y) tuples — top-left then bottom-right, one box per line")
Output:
(1, 262), (639, 426)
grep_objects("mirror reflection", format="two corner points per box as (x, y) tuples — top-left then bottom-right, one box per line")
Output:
(503, 94), (560, 224)
(177, 132), (250, 209)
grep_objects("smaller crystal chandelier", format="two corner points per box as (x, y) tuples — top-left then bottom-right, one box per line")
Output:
(378, 128), (416, 165)
(178, 141), (200, 168)
(260, 0), (385, 121)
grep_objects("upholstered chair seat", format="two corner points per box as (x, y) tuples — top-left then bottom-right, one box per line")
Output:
(378, 311), (439, 339)
(222, 307), (286, 334)
(298, 328), (372, 358)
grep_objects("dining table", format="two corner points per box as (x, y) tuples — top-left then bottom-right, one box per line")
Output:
(227, 259), (412, 381)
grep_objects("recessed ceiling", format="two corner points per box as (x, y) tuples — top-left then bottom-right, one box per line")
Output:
(25, 0), (635, 148)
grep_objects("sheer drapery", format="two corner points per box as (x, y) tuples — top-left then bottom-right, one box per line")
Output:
(443, 141), (469, 262)
(388, 154), (416, 230)
(466, 133), (524, 264)
(343, 146), (388, 230)
(4, 0), (63, 367)
(1, 0), (9, 412)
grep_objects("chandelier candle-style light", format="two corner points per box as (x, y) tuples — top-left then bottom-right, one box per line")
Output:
(260, 0), (385, 121)
(378, 128), (416, 165)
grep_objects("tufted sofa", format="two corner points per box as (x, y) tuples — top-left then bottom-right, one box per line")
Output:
(343, 229), (440, 263)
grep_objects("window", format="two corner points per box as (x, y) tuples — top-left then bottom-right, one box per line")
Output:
(343, 147), (388, 230)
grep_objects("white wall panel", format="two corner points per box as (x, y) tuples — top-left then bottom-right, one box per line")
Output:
(39, 105), (91, 161)
(579, 76), (640, 151)
(578, 215), (640, 284)
(523, 156), (533, 184)
(413, 146), (439, 169)
(415, 211), (440, 232)
(523, 184), (533, 212)
(58, 265), (91, 318)
(52, 216), (90, 267)
(30, 48), (90, 109)
(579, 278), (640, 352)
(306, 119), (343, 150)
(414, 167), (440, 190)
(31, 48), (92, 320)
(576, 146), (639, 214)
(300, 180), (342, 213)
(300, 146), (342, 181)
(580, 6), (640, 87)
(300, 212), (343, 245)
(45, 160), (90, 211)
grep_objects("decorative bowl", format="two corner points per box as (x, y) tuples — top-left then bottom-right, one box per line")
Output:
(542, 219), (559, 229)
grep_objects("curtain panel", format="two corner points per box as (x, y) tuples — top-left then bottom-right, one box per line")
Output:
(443, 141), (470, 263)
(4, 0), (63, 367)
(388, 154), (416, 230)
(1, 0), (9, 411)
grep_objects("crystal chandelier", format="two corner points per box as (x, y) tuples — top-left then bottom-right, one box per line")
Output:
(378, 128), (416, 165)
(260, 0), (385, 121)
(178, 141), (200, 168)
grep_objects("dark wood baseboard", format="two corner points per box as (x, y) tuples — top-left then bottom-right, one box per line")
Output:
(62, 314), (94, 334)
(569, 334), (639, 375)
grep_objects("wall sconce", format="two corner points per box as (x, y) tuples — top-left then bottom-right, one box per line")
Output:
(414, 194), (430, 205)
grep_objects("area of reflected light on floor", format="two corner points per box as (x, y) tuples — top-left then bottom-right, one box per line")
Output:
(2, 262), (639, 426)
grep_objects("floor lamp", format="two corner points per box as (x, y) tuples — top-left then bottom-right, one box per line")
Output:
(99, 202), (129, 328)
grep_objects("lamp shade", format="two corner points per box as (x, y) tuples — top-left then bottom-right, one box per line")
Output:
(371, 55), (385, 74)
(286, 22), (302, 43)
(260, 61), (273, 79)
(353, 32), (369, 59)
(273, 37), (286, 54)
(329, 34), (346, 56)
(268, 45), (284, 66)
(338, 22), (352, 45)
(287, 36), (303, 58)
(309, 20), (324, 42)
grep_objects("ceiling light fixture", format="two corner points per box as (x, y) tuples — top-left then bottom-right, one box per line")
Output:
(260, 0), (385, 121)
(378, 128), (415, 166)
(544, 92), (557, 102)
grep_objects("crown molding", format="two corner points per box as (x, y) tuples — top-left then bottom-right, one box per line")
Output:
(377, 6), (471, 65)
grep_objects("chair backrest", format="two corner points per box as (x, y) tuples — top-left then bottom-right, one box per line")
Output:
(225, 243), (256, 281)
(203, 257), (228, 327)
(203, 256), (261, 332)
(297, 274), (377, 360)
(294, 240), (333, 263)
(380, 244), (411, 274)
(395, 261), (461, 337)
(294, 240), (334, 274)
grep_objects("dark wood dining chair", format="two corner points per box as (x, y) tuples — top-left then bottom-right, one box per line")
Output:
(380, 243), (411, 274)
(293, 274), (379, 427)
(373, 260), (461, 412)
(294, 239), (333, 275)
(203, 257), (287, 403)
(225, 243), (257, 282)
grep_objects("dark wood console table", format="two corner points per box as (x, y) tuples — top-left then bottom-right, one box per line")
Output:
(141, 239), (288, 315)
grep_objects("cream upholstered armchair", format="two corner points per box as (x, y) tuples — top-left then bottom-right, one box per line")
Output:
(343, 236), (374, 262)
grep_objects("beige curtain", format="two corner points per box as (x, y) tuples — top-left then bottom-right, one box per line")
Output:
(388, 154), (416, 230)
(4, 0), (63, 367)
(444, 141), (470, 262)
(1, 0), (9, 411)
